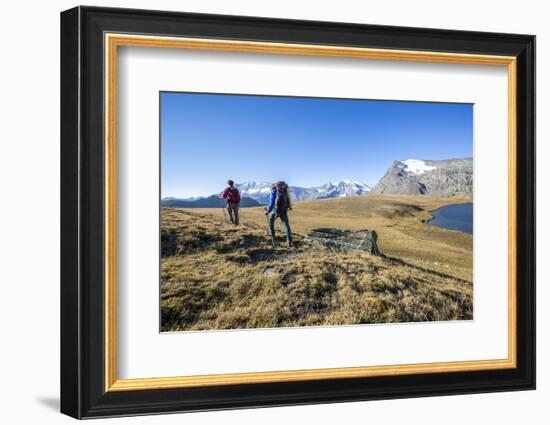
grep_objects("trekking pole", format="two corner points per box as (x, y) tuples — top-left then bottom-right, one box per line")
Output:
(221, 202), (228, 223)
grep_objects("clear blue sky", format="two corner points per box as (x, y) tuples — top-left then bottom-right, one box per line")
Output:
(161, 92), (472, 198)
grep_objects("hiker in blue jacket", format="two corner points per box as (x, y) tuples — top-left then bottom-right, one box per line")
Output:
(264, 181), (292, 247)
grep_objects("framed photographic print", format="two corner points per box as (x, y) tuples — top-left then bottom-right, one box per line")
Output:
(60, 6), (535, 419)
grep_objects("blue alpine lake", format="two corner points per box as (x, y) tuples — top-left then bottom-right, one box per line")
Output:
(428, 203), (473, 235)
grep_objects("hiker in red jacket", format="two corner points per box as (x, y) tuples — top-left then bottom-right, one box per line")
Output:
(219, 179), (241, 225)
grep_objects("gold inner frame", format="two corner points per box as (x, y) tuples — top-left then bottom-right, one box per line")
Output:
(104, 33), (517, 392)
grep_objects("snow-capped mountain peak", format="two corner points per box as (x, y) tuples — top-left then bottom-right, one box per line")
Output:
(397, 159), (438, 175)
(235, 180), (371, 204)
(234, 181), (272, 195)
(371, 157), (473, 197)
(165, 180), (372, 206)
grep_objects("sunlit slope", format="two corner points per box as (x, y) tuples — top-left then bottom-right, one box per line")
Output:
(190, 194), (473, 282)
(161, 206), (473, 332)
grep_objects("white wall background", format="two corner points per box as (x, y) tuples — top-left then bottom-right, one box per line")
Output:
(0, 1), (545, 423)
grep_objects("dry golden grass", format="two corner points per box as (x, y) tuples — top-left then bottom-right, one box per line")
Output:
(160, 195), (473, 332)
(190, 194), (473, 281)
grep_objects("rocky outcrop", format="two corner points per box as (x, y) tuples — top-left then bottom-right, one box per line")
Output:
(306, 228), (381, 255)
(371, 158), (473, 197)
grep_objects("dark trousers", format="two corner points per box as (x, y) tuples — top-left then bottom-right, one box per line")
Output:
(227, 203), (239, 225)
(269, 210), (292, 242)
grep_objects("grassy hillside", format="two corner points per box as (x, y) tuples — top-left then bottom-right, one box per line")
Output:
(161, 195), (473, 332)
(190, 194), (473, 281)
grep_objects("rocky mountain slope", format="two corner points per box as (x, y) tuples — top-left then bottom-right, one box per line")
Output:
(370, 158), (473, 197)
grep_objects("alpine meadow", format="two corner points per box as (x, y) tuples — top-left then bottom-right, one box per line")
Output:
(160, 92), (474, 332)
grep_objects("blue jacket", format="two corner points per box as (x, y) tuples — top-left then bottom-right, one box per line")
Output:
(266, 188), (277, 214)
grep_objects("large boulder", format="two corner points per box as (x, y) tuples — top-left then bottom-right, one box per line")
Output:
(306, 228), (381, 255)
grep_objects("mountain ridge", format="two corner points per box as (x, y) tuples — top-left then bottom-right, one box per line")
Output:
(162, 156), (473, 207)
(162, 180), (372, 206)
(370, 158), (473, 197)
(236, 180), (371, 204)
(161, 195), (261, 208)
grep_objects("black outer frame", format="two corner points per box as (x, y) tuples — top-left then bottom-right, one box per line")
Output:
(60, 6), (536, 419)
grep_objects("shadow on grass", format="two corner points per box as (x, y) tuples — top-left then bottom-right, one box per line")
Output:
(381, 254), (471, 284)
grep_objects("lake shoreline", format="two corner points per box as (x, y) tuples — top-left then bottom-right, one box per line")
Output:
(427, 202), (473, 234)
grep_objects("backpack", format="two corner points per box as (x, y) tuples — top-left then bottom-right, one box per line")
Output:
(227, 187), (240, 204)
(275, 182), (290, 214)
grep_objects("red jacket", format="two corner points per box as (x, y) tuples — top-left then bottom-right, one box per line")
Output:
(220, 187), (240, 204)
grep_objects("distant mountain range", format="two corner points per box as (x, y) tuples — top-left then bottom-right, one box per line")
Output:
(235, 180), (371, 204)
(161, 180), (372, 208)
(161, 158), (472, 208)
(370, 158), (473, 197)
(161, 195), (261, 208)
